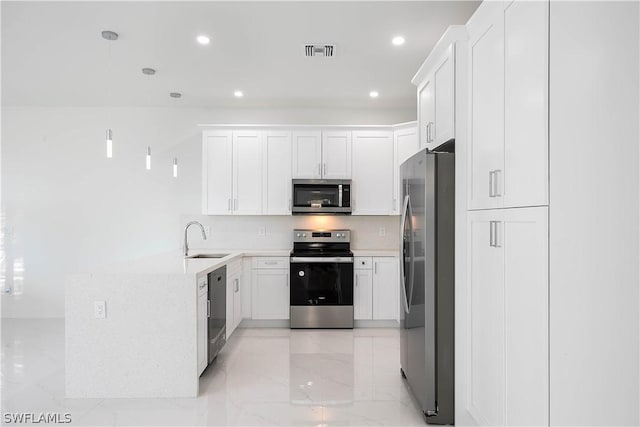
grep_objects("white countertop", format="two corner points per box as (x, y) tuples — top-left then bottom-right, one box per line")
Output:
(352, 250), (399, 257)
(90, 249), (288, 276)
(90, 248), (397, 277)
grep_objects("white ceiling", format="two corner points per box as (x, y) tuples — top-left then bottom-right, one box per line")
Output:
(2, 1), (480, 109)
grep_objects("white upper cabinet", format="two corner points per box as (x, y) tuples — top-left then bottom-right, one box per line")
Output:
(321, 131), (352, 179)
(292, 130), (322, 179)
(202, 130), (264, 215)
(352, 130), (395, 215)
(503, 0), (548, 208)
(263, 131), (293, 214)
(433, 45), (455, 146)
(202, 124), (403, 216)
(418, 77), (435, 149)
(467, 2), (505, 211)
(292, 130), (352, 179)
(467, 0), (549, 210)
(414, 30), (461, 152)
(202, 131), (233, 215)
(395, 125), (419, 165)
(232, 131), (263, 215)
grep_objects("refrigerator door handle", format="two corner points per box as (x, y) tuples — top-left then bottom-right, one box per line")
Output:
(399, 194), (413, 314)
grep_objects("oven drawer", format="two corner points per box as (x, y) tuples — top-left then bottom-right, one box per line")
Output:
(354, 257), (373, 270)
(253, 257), (289, 269)
(290, 261), (354, 306)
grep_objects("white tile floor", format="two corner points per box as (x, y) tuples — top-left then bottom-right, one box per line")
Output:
(2, 320), (427, 426)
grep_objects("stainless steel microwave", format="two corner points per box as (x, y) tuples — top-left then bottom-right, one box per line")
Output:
(292, 179), (352, 214)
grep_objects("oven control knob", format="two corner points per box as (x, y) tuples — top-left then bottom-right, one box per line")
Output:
(302, 233), (307, 238)
(296, 233), (301, 237)
(298, 270), (305, 277)
(336, 233), (341, 238)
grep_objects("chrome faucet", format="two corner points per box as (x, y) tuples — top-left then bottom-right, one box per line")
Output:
(184, 221), (207, 257)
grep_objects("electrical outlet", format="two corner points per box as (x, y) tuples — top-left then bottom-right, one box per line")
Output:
(258, 227), (266, 236)
(204, 225), (211, 238)
(94, 301), (106, 319)
(379, 227), (386, 237)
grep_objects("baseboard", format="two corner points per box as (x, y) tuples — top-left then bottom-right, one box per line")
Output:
(239, 319), (290, 328)
(354, 319), (400, 328)
(239, 319), (399, 328)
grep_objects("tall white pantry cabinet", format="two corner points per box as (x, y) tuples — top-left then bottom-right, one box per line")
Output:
(456, 1), (639, 426)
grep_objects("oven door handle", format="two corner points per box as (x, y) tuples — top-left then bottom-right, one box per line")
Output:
(290, 257), (354, 263)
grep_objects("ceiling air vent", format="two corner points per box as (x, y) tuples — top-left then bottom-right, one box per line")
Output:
(304, 44), (335, 57)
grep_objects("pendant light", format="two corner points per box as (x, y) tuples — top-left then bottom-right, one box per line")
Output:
(102, 30), (118, 158)
(173, 158), (178, 178)
(146, 147), (151, 170)
(105, 129), (113, 158)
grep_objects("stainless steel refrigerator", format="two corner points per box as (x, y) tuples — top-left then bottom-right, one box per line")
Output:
(400, 148), (454, 425)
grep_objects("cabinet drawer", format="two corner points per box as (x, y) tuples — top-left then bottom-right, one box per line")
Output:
(253, 257), (289, 269)
(354, 257), (373, 270)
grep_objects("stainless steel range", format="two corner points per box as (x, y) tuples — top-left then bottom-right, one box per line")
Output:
(289, 229), (354, 328)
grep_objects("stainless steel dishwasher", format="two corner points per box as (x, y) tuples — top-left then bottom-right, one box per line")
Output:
(207, 265), (226, 364)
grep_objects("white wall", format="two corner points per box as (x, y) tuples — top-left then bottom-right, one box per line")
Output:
(549, 2), (639, 425)
(1, 105), (413, 318)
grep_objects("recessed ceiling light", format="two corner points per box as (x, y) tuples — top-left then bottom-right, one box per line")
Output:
(392, 36), (405, 46)
(101, 30), (118, 41)
(142, 68), (156, 75)
(369, 91), (379, 98)
(234, 91), (244, 98)
(169, 92), (182, 98)
(196, 35), (210, 45)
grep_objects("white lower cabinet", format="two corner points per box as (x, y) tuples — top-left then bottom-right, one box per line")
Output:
(466, 207), (548, 426)
(371, 257), (399, 321)
(354, 256), (398, 321)
(354, 262), (373, 320)
(226, 260), (243, 339)
(251, 257), (290, 320)
(197, 276), (208, 376)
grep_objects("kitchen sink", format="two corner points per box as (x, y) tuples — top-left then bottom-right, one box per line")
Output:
(186, 254), (229, 259)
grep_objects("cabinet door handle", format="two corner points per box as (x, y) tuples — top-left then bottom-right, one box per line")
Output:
(323, 163), (327, 176)
(289, 198), (292, 211)
(494, 169), (501, 197)
(426, 123), (430, 145)
(355, 274), (358, 287)
(235, 278), (239, 293)
(374, 262), (378, 275)
(489, 171), (494, 198)
(489, 221), (495, 247)
(286, 273), (289, 286)
(489, 221), (502, 248)
(207, 300), (211, 317)
(317, 163), (321, 176)
(264, 261), (277, 265)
